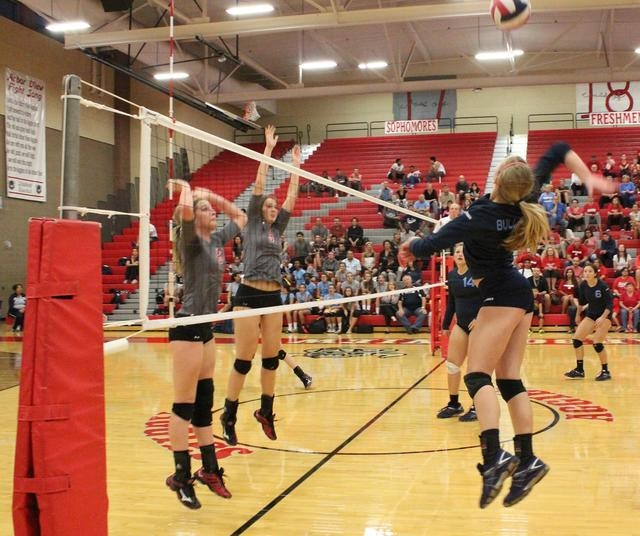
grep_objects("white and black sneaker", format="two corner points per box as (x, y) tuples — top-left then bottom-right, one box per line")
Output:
(166, 474), (201, 510)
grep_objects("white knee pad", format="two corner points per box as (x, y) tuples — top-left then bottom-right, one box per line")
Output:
(446, 361), (461, 375)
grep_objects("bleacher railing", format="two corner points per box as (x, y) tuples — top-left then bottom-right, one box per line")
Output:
(234, 125), (301, 144)
(527, 113), (576, 130)
(326, 121), (370, 139)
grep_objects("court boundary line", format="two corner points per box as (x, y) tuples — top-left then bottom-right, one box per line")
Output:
(230, 359), (445, 535)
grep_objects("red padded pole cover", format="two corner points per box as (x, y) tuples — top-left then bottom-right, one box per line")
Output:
(13, 218), (108, 536)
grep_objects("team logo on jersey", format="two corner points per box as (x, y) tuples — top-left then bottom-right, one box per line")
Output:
(144, 412), (254, 459)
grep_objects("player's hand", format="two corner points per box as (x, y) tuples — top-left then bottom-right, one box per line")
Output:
(265, 124), (278, 151)
(168, 178), (190, 193)
(398, 238), (418, 267)
(585, 173), (617, 195)
(291, 144), (301, 166)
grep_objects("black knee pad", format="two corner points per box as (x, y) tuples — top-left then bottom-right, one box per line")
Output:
(191, 379), (213, 428)
(233, 358), (252, 375)
(593, 343), (604, 353)
(278, 349), (287, 360)
(496, 379), (526, 402)
(572, 338), (583, 349)
(262, 356), (280, 371)
(172, 402), (194, 422)
(464, 372), (493, 399)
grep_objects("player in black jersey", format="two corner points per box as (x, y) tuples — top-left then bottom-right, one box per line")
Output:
(437, 244), (482, 422)
(565, 264), (613, 381)
(400, 143), (614, 508)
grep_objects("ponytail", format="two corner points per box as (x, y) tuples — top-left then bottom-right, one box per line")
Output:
(503, 201), (549, 252)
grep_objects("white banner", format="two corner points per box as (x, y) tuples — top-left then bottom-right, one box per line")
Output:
(576, 82), (640, 120)
(5, 68), (46, 202)
(384, 119), (438, 135)
(589, 111), (640, 127)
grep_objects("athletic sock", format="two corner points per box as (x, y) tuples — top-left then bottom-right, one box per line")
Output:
(480, 429), (500, 466)
(223, 398), (239, 421)
(173, 450), (191, 482)
(576, 359), (584, 372)
(449, 394), (460, 406)
(199, 444), (219, 474)
(292, 365), (305, 379)
(601, 363), (609, 373)
(513, 433), (534, 466)
(260, 394), (274, 418)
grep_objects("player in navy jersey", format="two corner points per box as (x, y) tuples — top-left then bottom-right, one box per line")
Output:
(437, 243), (482, 422)
(565, 264), (613, 381)
(399, 143), (614, 508)
(165, 179), (247, 508)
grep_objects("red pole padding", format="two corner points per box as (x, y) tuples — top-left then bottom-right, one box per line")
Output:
(13, 218), (108, 536)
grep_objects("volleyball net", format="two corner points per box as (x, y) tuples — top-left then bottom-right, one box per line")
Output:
(59, 75), (447, 349)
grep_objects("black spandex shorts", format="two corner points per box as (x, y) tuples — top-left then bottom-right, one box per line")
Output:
(456, 322), (472, 335)
(168, 316), (215, 344)
(585, 311), (612, 321)
(478, 272), (534, 313)
(234, 283), (281, 309)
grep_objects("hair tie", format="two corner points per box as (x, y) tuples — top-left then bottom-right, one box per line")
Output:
(500, 160), (528, 173)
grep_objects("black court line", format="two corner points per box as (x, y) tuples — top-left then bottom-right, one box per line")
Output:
(230, 359), (445, 536)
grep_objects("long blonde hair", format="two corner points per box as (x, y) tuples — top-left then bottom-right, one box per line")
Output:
(492, 156), (550, 251)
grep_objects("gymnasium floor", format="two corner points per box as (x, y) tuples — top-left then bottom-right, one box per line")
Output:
(0, 327), (638, 535)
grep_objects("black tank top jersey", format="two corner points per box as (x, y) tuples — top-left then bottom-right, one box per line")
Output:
(442, 268), (483, 330)
(410, 142), (571, 280)
(577, 279), (613, 317)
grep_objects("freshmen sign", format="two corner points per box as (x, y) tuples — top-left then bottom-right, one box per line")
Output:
(5, 68), (47, 202)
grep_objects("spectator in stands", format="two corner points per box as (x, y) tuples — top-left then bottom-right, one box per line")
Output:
(382, 196), (404, 229)
(629, 203), (640, 239)
(291, 259), (307, 287)
(311, 217), (329, 240)
(344, 249), (362, 275)
(311, 233), (327, 255)
(281, 284), (295, 333)
(427, 155), (446, 182)
(340, 272), (360, 297)
(377, 180), (393, 214)
(413, 194), (432, 218)
(619, 282), (640, 332)
(319, 249), (339, 274)
(387, 158), (405, 182)
(423, 182), (440, 216)
(293, 283), (315, 333)
(333, 168), (348, 196)
(403, 165), (422, 188)
(438, 184), (455, 214)
(292, 232), (312, 264)
(528, 267), (550, 333)
(434, 203), (461, 233)
(348, 168), (363, 191)
(340, 286), (363, 335)
(618, 153), (631, 177)
(581, 228), (598, 261)
(612, 244), (634, 276)
(588, 155), (601, 173)
(566, 198), (585, 232)
(618, 175), (637, 208)
(316, 273), (331, 299)
(8, 283), (26, 334)
(232, 235), (244, 260)
(391, 231), (403, 251)
(606, 197), (628, 229)
(469, 182), (482, 200)
(566, 236), (589, 266)
(124, 247), (139, 284)
(598, 231), (617, 268)
(396, 275), (427, 334)
(313, 170), (332, 197)
(538, 183), (558, 229)
(361, 241), (377, 274)
(330, 217), (346, 240)
(335, 242), (348, 261)
(378, 240), (399, 280)
(515, 248), (542, 269)
(540, 246), (563, 291)
(557, 268), (580, 333)
(598, 182), (617, 209)
(583, 196), (601, 229)
(396, 185), (410, 207)
(334, 261), (349, 285)
(569, 172), (587, 197)
(397, 258), (422, 285)
(567, 257), (584, 279)
(603, 152), (616, 176)
(228, 255), (244, 275)
(374, 272), (389, 293)
(454, 175), (471, 203)
(376, 280), (399, 333)
(517, 258), (534, 279)
(149, 222), (159, 243)
(359, 270), (375, 313)
(323, 283), (344, 333)
(612, 267), (636, 297)
(346, 217), (365, 251)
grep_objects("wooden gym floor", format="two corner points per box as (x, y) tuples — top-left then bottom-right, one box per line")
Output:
(0, 326), (638, 535)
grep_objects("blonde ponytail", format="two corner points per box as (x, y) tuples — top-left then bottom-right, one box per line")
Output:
(503, 201), (549, 252)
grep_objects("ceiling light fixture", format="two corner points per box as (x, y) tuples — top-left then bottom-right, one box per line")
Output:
(635, 47), (640, 54)
(475, 50), (524, 61)
(300, 60), (337, 71)
(358, 61), (388, 70)
(153, 71), (189, 81)
(226, 3), (274, 16)
(46, 21), (90, 33)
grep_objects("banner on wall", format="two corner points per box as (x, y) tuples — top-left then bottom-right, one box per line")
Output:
(392, 90), (457, 122)
(5, 68), (47, 202)
(384, 119), (438, 135)
(576, 82), (640, 126)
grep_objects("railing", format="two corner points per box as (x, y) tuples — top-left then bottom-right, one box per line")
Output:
(528, 113), (575, 130)
(234, 124), (301, 144)
(325, 121), (369, 139)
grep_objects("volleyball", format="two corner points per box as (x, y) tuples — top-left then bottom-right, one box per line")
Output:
(490, 0), (531, 31)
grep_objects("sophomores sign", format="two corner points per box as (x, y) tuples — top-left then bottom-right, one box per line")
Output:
(5, 68), (47, 202)
(384, 119), (438, 135)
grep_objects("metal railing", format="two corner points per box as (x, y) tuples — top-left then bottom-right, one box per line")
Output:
(233, 124), (301, 144)
(527, 113), (575, 130)
(325, 121), (369, 139)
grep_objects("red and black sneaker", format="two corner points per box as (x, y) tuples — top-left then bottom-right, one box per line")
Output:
(194, 467), (232, 499)
(253, 409), (277, 440)
(165, 474), (201, 510)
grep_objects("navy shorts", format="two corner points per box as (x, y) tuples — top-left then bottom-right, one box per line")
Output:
(478, 272), (534, 313)
(168, 317), (215, 344)
(234, 284), (281, 309)
(585, 311), (612, 321)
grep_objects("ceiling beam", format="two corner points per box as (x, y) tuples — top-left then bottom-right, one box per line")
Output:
(65, 1), (640, 49)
